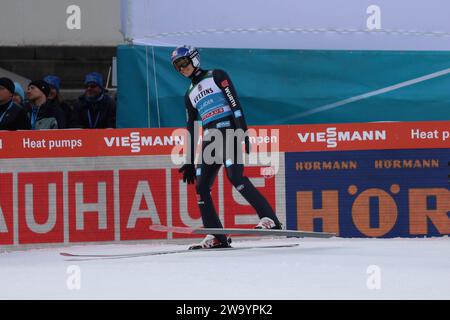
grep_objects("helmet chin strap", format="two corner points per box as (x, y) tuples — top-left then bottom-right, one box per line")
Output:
(189, 67), (202, 79)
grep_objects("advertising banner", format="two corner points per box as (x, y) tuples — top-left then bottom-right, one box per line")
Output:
(0, 121), (448, 158)
(285, 149), (449, 237)
(0, 121), (448, 249)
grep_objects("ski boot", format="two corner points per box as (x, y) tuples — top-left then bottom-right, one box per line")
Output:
(188, 234), (232, 250)
(255, 217), (283, 230)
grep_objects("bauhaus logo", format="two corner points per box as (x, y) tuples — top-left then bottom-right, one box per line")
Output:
(297, 127), (387, 148)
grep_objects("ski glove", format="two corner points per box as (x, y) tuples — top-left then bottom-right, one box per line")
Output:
(179, 164), (196, 184)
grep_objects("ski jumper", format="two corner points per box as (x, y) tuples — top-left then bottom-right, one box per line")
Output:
(184, 68), (282, 245)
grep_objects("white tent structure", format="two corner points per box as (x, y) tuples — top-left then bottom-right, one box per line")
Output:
(121, 0), (450, 50)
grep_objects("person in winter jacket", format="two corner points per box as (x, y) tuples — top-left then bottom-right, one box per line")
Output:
(43, 75), (72, 129)
(13, 82), (25, 107)
(0, 77), (30, 130)
(69, 72), (116, 129)
(25, 80), (60, 130)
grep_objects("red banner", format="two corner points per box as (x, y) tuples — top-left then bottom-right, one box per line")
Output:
(0, 121), (448, 159)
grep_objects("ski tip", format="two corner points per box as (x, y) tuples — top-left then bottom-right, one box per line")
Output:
(149, 224), (168, 232)
(60, 252), (75, 257)
(149, 224), (195, 234)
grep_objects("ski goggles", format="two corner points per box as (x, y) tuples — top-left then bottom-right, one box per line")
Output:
(173, 57), (191, 71)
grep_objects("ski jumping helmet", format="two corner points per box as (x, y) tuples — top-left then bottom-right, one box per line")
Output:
(171, 45), (200, 70)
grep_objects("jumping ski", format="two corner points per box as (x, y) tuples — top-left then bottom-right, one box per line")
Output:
(60, 243), (299, 261)
(149, 224), (336, 238)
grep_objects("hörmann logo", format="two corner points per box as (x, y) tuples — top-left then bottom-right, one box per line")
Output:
(297, 127), (387, 148)
(104, 132), (184, 153)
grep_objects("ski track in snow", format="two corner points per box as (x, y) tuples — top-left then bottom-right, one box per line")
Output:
(1, 237), (449, 299)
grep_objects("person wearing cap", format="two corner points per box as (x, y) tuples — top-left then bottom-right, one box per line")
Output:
(13, 82), (26, 107)
(43, 75), (71, 129)
(0, 77), (30, 130)
(25, 80), (59, 129)
(69, 72), (116, 129)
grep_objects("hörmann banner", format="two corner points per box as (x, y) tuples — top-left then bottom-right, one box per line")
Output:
(0, 121), (448, 249)
(285, 149), (449, 237)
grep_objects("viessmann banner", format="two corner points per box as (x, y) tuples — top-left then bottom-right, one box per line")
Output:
(0, 121), (449, 157)
(0, 121), (449, 248)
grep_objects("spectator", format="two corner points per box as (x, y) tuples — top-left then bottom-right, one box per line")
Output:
(43, 75), (71, 129)
(26, 80), (59, 129)
(69, 72), (116, 128)
(13, 82), (25, 106)
(0, 77), (30, 130)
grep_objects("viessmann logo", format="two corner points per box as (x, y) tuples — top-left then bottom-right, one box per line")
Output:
(104, 132), (184, 153)
(297, 128), (387, 148)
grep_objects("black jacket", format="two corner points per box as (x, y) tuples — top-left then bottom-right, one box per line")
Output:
(46, 98), (71, 129)
(0, 100), (31, 130)
(69, 94), (116, 129)
(24, 101), (59, 129)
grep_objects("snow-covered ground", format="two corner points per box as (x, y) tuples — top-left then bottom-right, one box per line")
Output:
(1, 237), (449, 300)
